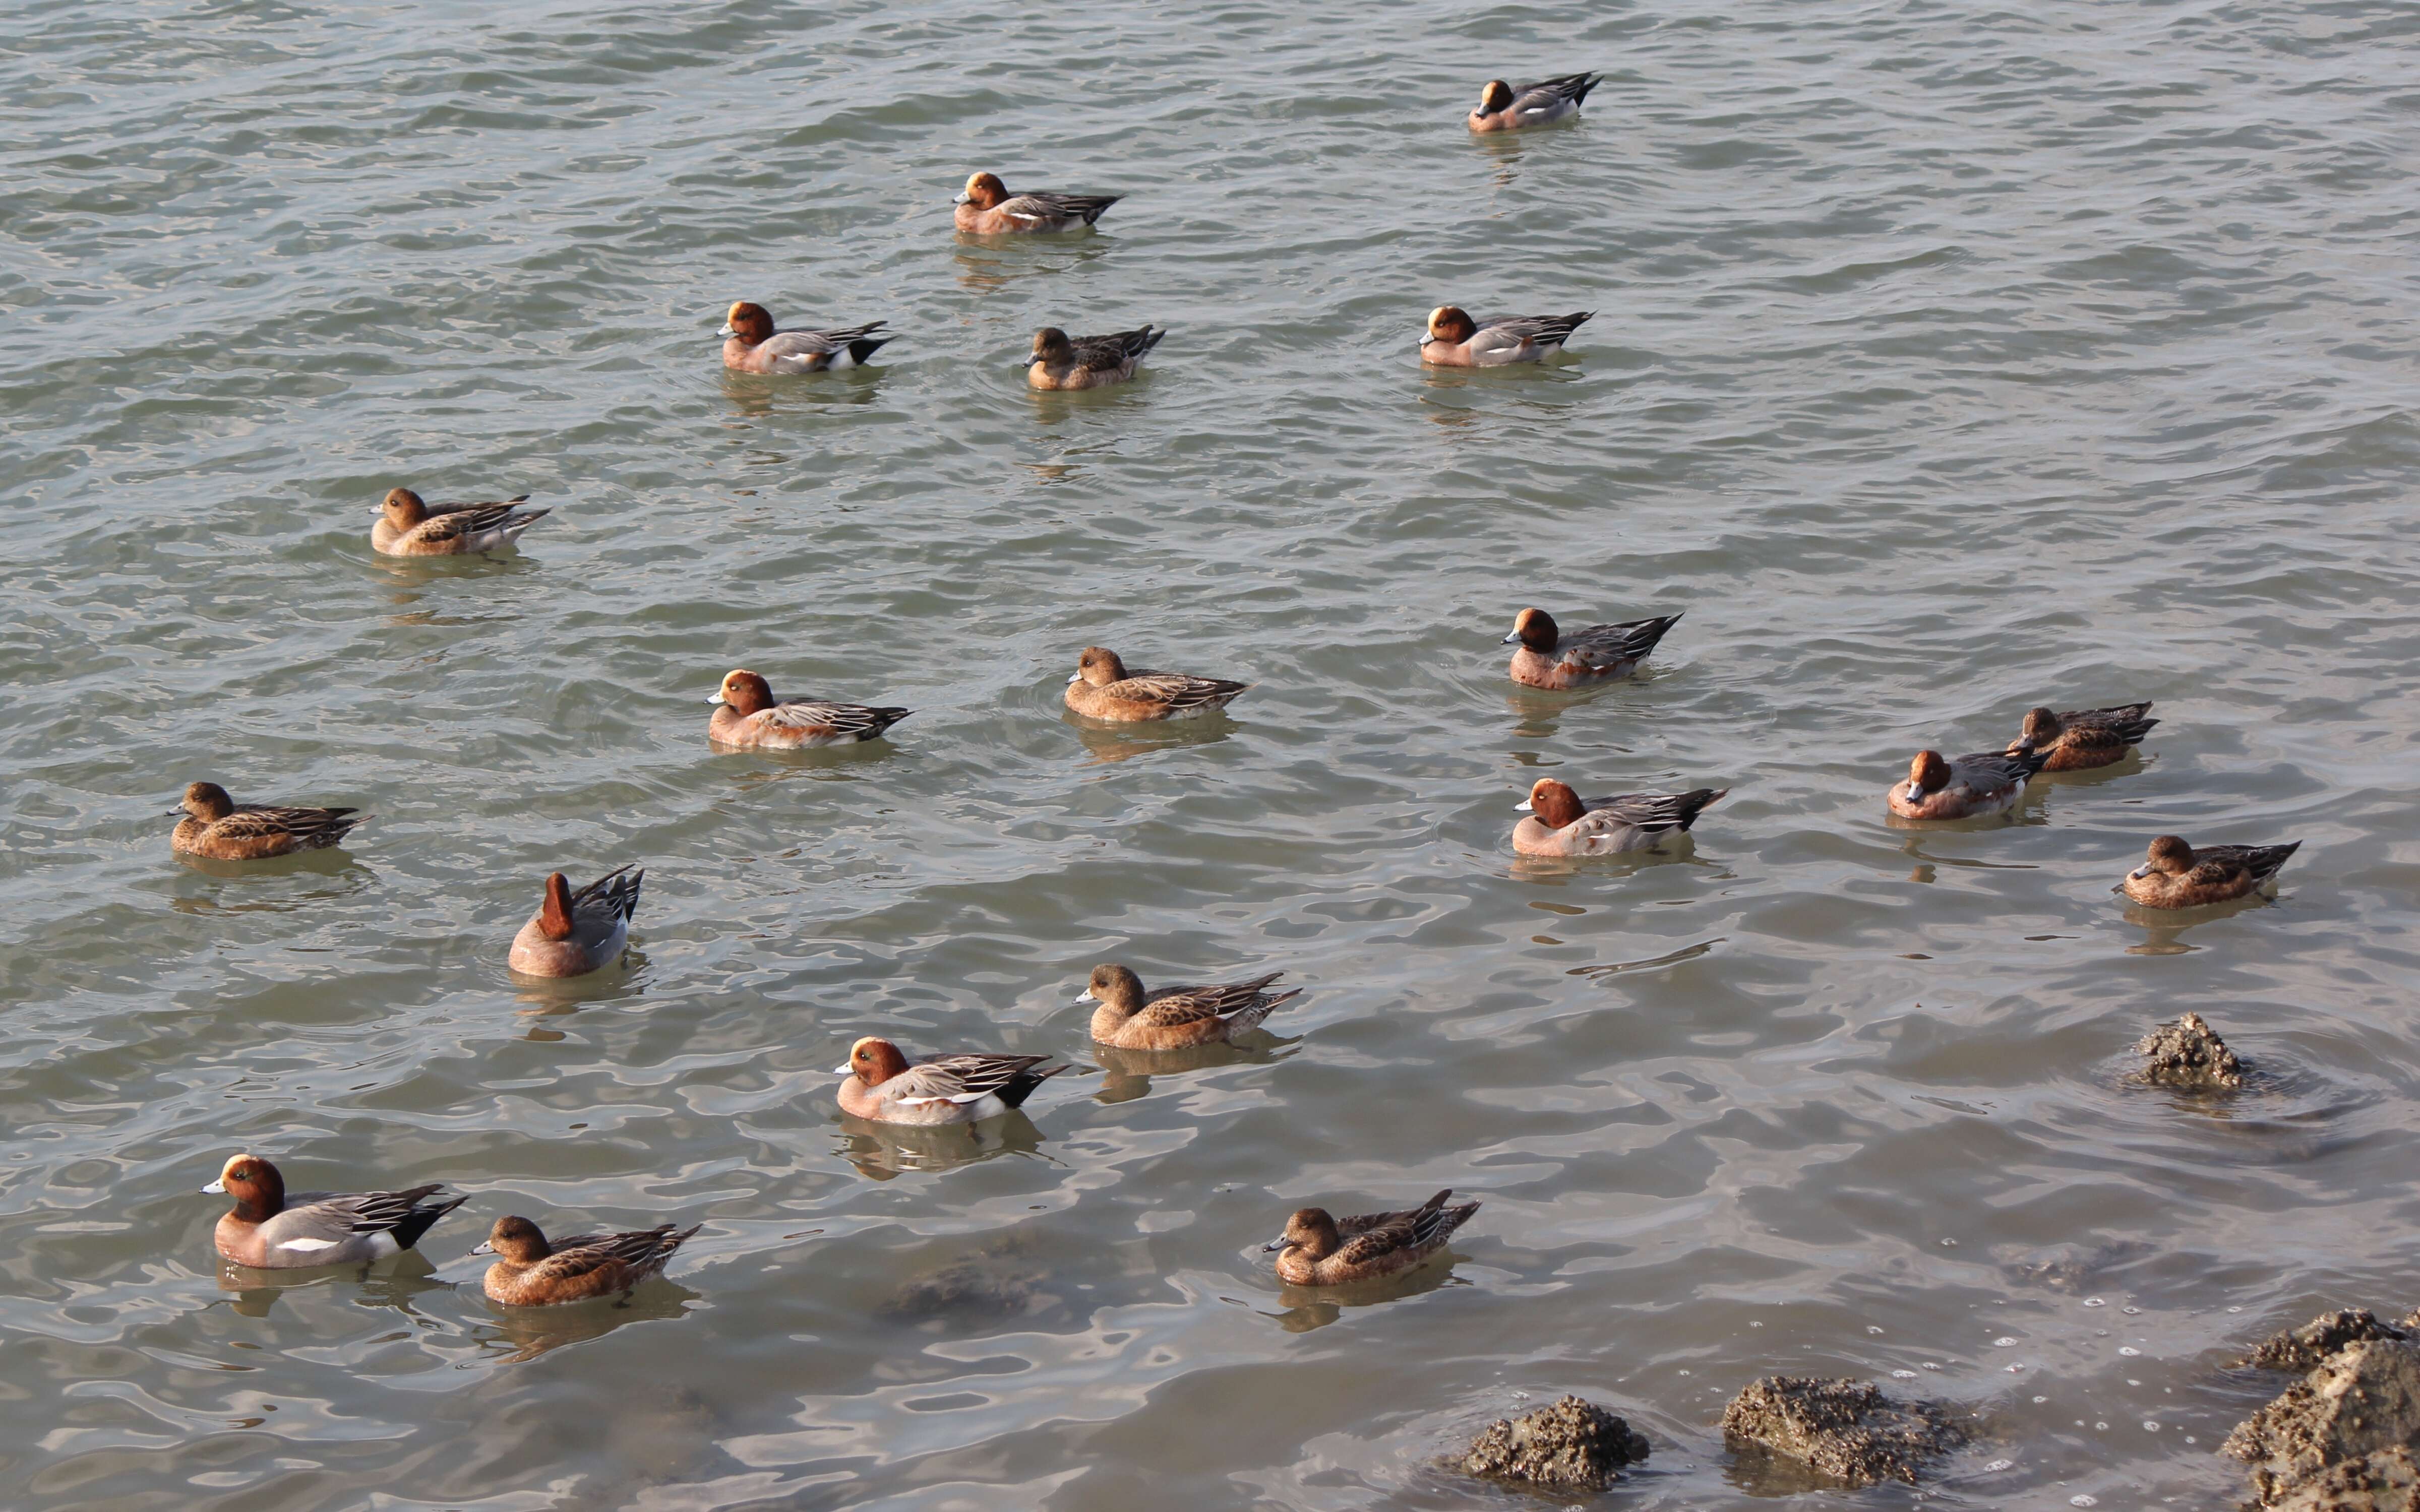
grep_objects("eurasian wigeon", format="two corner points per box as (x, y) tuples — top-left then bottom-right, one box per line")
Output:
(1513, 780), (1726, 857)
(1078, 964), (1300, 1050)
(470, 1215), (700, 1306)
(2008, 701), (2159, 771)
(1024, 325), (1164, 390)
(1503, 608), (1682, 689)
(954, 171), (1120, 234)
(718, 302), (893, 374)
(171, 781), (369, 860)
(1419, 306), (1593, 366)
(205, 1154), (465, 1270)
(508, 865), (642, 978)
(1265, 1189), (1481, 1286)
(707, 669), (912, 749)
(1064, 646), (1248, 722)
(2120, 835), (2301, 909)
(372, 487), (550, 557)
(1887, 747), (2050, 821)
(1467, 72), (1603, 132)
(835, 1037), (1068, 1126)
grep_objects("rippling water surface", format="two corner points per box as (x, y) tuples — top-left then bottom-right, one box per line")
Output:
(6, 0), (2419, 1506)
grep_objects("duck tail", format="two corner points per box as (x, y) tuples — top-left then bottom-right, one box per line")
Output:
(1080, 195), (1121, 225)
(388, 1192), (469, 1253)
(1134, 325), (1167, 357)
(2010, 746), (2053, 781)
(847, 336), (892, 365)
(1567, 72), (1603, 105)
(2254, 841), (2302, 881)
(866, 707), (915, 737)
(1224, 988), (1301, 1035)
(1671, 788), (1728, 831)
(997, 1060), (1069, 1110)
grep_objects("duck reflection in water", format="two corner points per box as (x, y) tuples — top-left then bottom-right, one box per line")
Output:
(215, 1248), (449, 1317)
(472, 1278), (701, 1364)
(1067, 713), (1239, 765)
(1090, 1036), (1296, 1104)
(836, 1109), (1051, 1180)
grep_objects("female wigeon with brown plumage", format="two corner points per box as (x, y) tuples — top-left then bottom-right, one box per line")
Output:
(1420, 306), (1592, 366)
(718, 302), (892, 374)
(171, 781), (369, 860)
(508, 865), (642, 978)
(706, 669), (912, 749)
(834, 1038), (1067, 1126)
(1265, 1189), (1481, 1286)
(1887, 747), (2050, 821)
(373, 487), (550, 557)
(2007, 701), (2158, 771)
(1064, 647), (1248, 723)
(1514, 780), (1726, 857)
(1503, 608), (1682, 689)
(954, 171), (1120, 234)
(204, 1154), (465, 1269)
(471, 1215), (700, 1306)
(1467, 72), (1602, 131)
(2119, 835), (2301, 909)
(1023, 326), (1164, 390)
(1078, 964), (1299, 1050)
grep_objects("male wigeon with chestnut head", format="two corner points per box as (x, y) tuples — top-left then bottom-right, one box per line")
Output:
(2119, 835), (2301, 909)
(1264, 1189), (1481, 1286)
(954, 171), (1120, 234)
(1468, 72), (1602, 132)
(1514, 780), (1726, 857)
(470, 1215), (700, 1306)
(1023, 325), (1164, 390)
(834, 1038), (1067, 1125)
(1887, 747), (2050, 821)
(508, 865), (642, 978)
(1420, 306), (1593, 366)
(1077, 964), (1300, 1050)
(2007, 701), (2159, 771)
(718, 302), (893, 374)
(373, 487), (550, 557)
(204, 1154), (465, 1270)
(1064, 646), (1248, 722)
(706, 669), (912, 749)
(1503, 608), (1682, 689)
(171, 781), (369, 860)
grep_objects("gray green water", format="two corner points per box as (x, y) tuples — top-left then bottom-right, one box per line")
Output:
(6, 1), (2419, 1507)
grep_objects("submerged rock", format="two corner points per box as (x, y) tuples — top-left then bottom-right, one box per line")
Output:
(2225, 1339), (2420, 1506)
(2246, 1311), (2412, 1374)
(1462, 1395), (1652, 1491)
(1720, 1375), (1968, 1488)
(2271, 1446), (2420, 1512)
(2133, 1012), (2247, 1089)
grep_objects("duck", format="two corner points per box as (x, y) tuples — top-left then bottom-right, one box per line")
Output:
(1024, 326), (1164, 390)
(1265, 1188), (1481, 1286)
(954, 171), (1120, 234)
(1419, 306), (1592, 367)
(2008, 701), (2159, 771)
(1503, 608), (1682, 689)
(470, 1215), (700, 1305)
(508, 865), (642, 978)
(372, 487), (550, 556)
(2120, 835), (2301, 909)
(718, 302), (892, 374)
(834, 1038), (1068, 1125)
(1514, 780), (1726, 857)
(1064, 646), (1248, 723)
(204, 1154), (465, 1269)
(1078, 963), (1300, 1049)
(170, 781), (369, 860)
(707, 669), (912, 749)
(1887, 747), (2050, 820)
(1467, 72), (1603, 132)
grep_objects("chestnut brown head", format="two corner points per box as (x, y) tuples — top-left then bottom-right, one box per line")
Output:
(382, 487), (428, 529)
(1268, 1207), (1342, 1258)
(1084, 963), (1145, 1015)
(1032, 327), (1074, 364)
(841, 1037), (910, 1087)
(1425, 305), (1477, 345)
(1504, 607), (1559, 652)
(1073, 646), (1129, 686)
(2141, 835), (2197, 877)
(721, 301), (774, 346)
(482, 1215), (553, 1264)
(209, 1154), (286, 1219)
(1524, 778), (1586, 830)
(179, 781), (236, 822)
(1477, 80), (1514, 114)
(712, 669), (775, 717)
(1906, 750), (1953, 796)
(2017, 707), (2061, 745)
(959, 171), (1007, 209)
(537, 872), (575, 940)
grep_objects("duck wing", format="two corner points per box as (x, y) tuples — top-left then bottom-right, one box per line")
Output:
(763, 698), (914, 739)
(1138, 973), (1289, 1027)
(1476, 311), (1594, 348)
(1577, 788), (1726, 837)
(758, 322), (889, 357)
(1952, 749), (2047, 789)
(998, 192), (1120, 225)
(531, 1224), (699, 1284)
(410, 501), (550, 546)
(213, 804), (367, 847)
(886, 1053), (1062, 1108)
(1104, 670), (1247, 712)
(2194, 841), (2301, 885)
(1071, 326), (1165, 369)
(570, 864), (644, 928)
(1515, 72), (1602, 106)
(1564, 612), (1682, 668)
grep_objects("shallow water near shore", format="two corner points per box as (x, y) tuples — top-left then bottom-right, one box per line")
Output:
(5, 1), (2419, 1507)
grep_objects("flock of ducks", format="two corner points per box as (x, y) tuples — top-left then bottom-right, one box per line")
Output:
(184, 73), (2304, 1306)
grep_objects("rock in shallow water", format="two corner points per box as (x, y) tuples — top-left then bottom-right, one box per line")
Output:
(2245, 1311), (2413, 1374)
(2133, 1011), (2247, 1089)
(2270, 1447), (2420, 1512)
(1462, 1395), (1651, 1490)
(2226, 1340), (2420, 1506)
(1719, 1375), (1967, 1488)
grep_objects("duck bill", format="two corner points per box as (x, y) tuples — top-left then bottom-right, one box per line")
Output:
(706, 692), (726, 706)
(1513, 800), (1533, 813)
(468, 1241), (496, 1256)
(715, 324), (736, 338)
(1073, 990), (1096, 1005)
(1499, 631), (1521, 644)
(832, 1063), (854, 1076)
(1261, 1237), (1288, 1252)
(2129, 865), (2154, 879)
(953, 191), (972, 204)
(201, 1179), (225, 1194)
(1066, 671), (1082, 684)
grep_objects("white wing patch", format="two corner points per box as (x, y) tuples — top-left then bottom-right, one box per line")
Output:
(279, 1236), (340, 1252)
